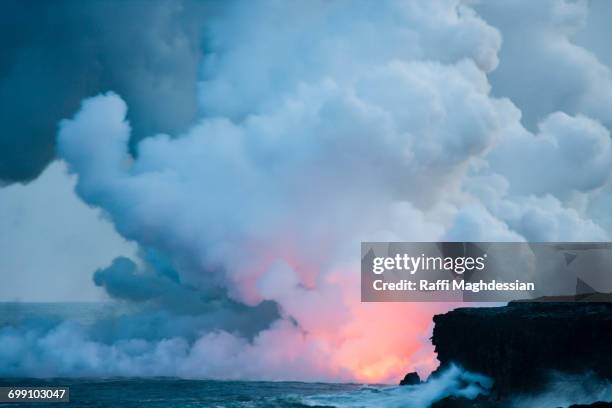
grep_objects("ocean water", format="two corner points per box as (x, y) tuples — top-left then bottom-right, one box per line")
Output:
(0, 302), (139, 326)
(0, 378), (370, 408)
(0, 370), (497, 408)
(0, 377), (492, 408)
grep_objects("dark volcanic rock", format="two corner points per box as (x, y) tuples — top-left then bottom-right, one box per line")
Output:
(399, 371), (420, 386)
(431, 302), (612, 396)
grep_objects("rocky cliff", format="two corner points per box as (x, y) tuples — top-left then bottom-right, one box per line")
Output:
(431, 302), (612, 397)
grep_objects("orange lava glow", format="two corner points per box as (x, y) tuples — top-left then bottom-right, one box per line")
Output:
(225, 241), (459, 384)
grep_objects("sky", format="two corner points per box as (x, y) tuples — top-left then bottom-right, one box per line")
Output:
(1, 0), (612, 384)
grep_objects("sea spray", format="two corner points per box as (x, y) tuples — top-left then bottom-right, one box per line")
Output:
(300, 364), (492, 408)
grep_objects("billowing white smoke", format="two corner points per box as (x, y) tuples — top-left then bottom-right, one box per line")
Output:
(2, 0), (612, 383)
(475, 0), (612, 130)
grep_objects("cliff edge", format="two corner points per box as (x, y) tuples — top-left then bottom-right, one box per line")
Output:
(431, 302), (612, 396)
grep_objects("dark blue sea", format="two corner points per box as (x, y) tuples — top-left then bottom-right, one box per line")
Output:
(0, 378), (381, 407)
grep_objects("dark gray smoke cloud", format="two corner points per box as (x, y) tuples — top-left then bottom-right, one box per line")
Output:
(0, 0), (214, 183)
(92, 255), (280, 339)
